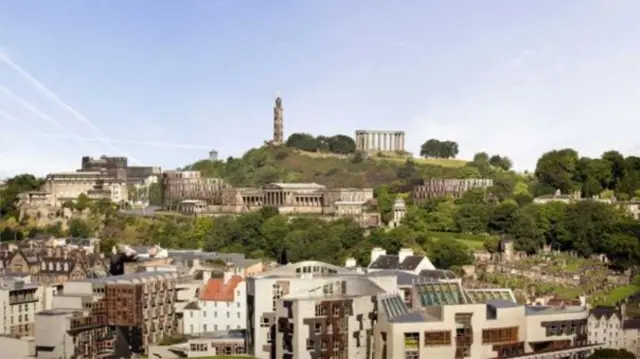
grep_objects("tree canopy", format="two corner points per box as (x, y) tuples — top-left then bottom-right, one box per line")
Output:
(285, 133), (356, 155)
(420, 139), (459, 159)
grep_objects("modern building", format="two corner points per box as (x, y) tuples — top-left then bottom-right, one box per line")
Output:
(80, 155), (161, 185)
(182, 270), (247, 334)
(588, 306), (623, 348)
(35, 271), (179, 358)
(246, 260), (399, 359)
(374, 276), (598, 359)
(0, 276), (48, 337)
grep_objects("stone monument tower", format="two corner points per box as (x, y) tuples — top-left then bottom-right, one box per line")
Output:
(273, 96), (284, 145)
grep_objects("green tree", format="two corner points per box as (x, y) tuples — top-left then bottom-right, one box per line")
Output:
(489, 155), (512, 171)
(286, 133), (321, 152)
(429, 239), (473, 269)
(68, 218), (92, 238)
(74, 194), (91, 212)
(419, 139), (459, 158)
(327, 135), (356, 154)
(534, 149), (579, 194)
(587, 349), (635, 359)
(0, 174), (44, 219)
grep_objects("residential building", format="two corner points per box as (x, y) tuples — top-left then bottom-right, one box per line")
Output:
(44, 171), (128, 206)
(183, 271), (247, 334)
(588, 306), (623, 348)
(366, 247), (436, 274)
(246, 260), (398, 359)
(0, 276), (46, 337)
(35, 279), (113, 359)
(623, 319), (640, 357)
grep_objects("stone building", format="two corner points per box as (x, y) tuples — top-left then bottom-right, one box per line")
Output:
(44, 171), (128, 206)
(80, 155), (161, 185)
(355, 130), (406, 152)
(273, 96), (284, 145)
(412, 178), (494, 202)
(160, 170), (227, 207)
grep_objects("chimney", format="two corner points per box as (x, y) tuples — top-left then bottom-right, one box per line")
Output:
(345, 258), (357, 268)
(399, 248), (414, 264)
(370, 248), (386, 265)
(223, 270), (233, 285)
(202, 270), (212, 283)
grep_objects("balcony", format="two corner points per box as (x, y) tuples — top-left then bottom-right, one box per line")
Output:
(10, 295), (39, 305)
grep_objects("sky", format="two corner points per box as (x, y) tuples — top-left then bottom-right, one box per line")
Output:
(1, 0), (639, 177)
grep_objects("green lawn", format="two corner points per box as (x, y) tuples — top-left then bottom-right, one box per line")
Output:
(597, 284), (640, 306)
(426, 231), (491, 251)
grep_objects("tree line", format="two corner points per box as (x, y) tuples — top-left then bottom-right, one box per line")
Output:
(285, 133), (357, 155)
(534, 149), (640, 199)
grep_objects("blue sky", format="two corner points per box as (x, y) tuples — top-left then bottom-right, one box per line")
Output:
(1, 0), (639, 177)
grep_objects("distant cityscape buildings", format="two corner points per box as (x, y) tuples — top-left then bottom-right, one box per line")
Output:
(209, 149), (219, 162)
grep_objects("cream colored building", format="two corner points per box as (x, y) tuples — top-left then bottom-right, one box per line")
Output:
(44, 171), (128, 206)
(0, 276), (52, 337)
(375, 276), (598, 359)
(588, 306), (622, 349)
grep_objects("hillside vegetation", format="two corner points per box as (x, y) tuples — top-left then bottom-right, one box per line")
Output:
(185, 146), (504, 189)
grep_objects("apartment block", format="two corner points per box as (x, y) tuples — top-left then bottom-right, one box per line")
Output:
(183, 271), (247, 334)
(0, 276), (45, 337)
(588, 306), (623, 348)
(35, 271), (179, 358)
(412, 178), (494, 202)
(246, 260), (398, 359)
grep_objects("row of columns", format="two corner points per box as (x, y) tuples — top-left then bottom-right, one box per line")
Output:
(355, 131), (405, 152)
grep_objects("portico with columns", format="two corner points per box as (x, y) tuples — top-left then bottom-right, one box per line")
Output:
(355, 130), (406, 152)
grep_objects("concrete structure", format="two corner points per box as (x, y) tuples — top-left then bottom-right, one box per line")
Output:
(0, 276), (48, 337)
(80, 155), (161, 185)
(246, 260), (399, 359)
(149, 330), (248, 358)
(588, 306), (623, 348)
(273, 96), (284, 145)
(35, 271), (179, 358)
(374, 275), (597, 359)
(412, 178), (494, 202)
(0, 336), (35, 358)
(355, 130), (406, 152)
(183, 270), (247, 334)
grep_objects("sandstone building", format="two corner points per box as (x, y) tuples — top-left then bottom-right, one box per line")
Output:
(273, 96), (284, 145)
(355, 130), (406, 152)
(412, 178), (494, 202)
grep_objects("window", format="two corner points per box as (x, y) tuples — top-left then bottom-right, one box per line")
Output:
(404, 332), (419, 349)
(237, 290), (241, 296)
(203, 324), (207, 332)
(237, 302), (241, 308)
(203, 311), (207, 317)
(237, 312), (241, 319)
(227, 312), (230, 318)
(190, 324), (194, 333)
(482, 327), (518, 344)
(214, 324), (218, 330)
(214, 312), (217, 318)
(425, 331), (451, 346)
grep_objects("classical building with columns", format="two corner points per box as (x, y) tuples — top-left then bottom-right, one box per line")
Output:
(355, 130), (406, 152)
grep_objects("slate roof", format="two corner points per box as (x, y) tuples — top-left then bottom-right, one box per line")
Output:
(624, 319), (640, 330)
(369, 254), (426, 271)
(183, 301), (201, 310)
(590, 306), (621, 320)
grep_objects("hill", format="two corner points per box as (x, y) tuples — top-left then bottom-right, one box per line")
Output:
(185, 145), (499, 189)
(295, 150), (468, 168)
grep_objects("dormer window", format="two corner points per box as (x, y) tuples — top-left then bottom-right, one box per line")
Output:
(48, 262), (53, 271)
(56, 262), (61, 271)
(41, 262), (46, 270)
(64, 263), (69, 271)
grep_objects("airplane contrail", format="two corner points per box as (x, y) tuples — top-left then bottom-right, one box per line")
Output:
(0, 130), (211, 149)
(0, 84), (143, 163)
(0, 54), (141, 163)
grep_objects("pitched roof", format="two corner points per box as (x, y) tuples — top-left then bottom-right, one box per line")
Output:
(369, 254), (427, 271)
(590, 306), (621, 320)
(199, 275), (244, 302)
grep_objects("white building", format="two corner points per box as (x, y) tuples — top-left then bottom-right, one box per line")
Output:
(366, 247), (436, 274)
(246, 260), (398, 359)
(182, 271), (247, 334)
(588, 306), (623, 348)
(0, 276), (52, 337)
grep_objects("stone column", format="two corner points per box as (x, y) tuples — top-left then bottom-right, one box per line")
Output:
(400, 132), (405, 151)
(385, 132), (390, 151)
(377, 133), (382, 151)
(392, 133), (398, 151)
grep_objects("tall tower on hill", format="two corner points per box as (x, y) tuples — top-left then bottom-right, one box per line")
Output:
(273, 96), (284, 145)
